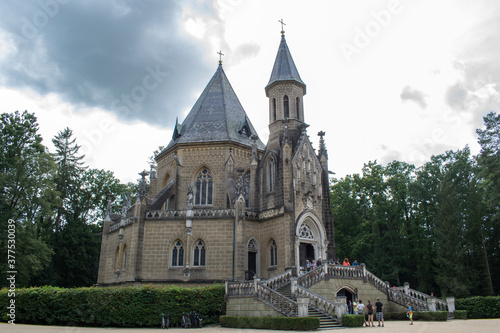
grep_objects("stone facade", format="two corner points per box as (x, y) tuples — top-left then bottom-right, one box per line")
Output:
(97, 32), (335, 286)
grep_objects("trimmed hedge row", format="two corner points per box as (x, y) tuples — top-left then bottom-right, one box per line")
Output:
(456, 296), (500, 319)
(220, 315), (319, 330)
(381, 311), (448, 321)
(454, 310), (467, 319)
(342, 314), (364, 326)
(0, 285), (225, 327)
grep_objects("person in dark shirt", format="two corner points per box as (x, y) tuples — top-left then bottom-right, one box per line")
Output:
(375, 297), (384, 327)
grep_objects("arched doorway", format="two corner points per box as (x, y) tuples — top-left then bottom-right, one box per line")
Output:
(336, 286), (357, 314)
(295, 212), (327, 273)
(246, 238), (259, 280)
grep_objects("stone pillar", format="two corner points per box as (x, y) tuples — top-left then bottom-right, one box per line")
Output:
(427, 297), (437, 312)
(446, 297), (455, 314)
(335, 296), (346, 320)
(361, 263), (367, 282)
(254, 277), (261, 295)
(290, 277), (298, 298)
(404, 282), (410, 295)
(297, 297), (309, 317)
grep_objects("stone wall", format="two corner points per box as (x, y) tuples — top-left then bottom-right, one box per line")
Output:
(226, 297), (284, 317)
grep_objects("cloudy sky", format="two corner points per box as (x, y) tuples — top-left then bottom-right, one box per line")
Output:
(1, 0), (499, 183)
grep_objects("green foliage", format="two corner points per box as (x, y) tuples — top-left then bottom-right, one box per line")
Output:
(220, 315), (319, 330)
(454, 310), (467, 319)
(382, 311), (447, 321)
(456, 296), (500, 319)
(0, 285), (225, 327)
(341, 314), (364, 326)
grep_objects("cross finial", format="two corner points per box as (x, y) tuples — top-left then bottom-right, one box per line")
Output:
(217, 50), (224, 65)
(278, 19), (286, 35)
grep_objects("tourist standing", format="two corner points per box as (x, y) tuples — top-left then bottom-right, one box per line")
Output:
(407, 303), (414, 325)
(353, 299), (358, 314)
(343, 258), (350, 266)
(375, 297), (384, 327)
(306, 260), (311, 272)
(317, 257), (323, 267)
(366, 300), (375, 327)
(357, 300), (366, 326)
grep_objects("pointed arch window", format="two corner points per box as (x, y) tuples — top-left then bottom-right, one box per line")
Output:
(244, 171), (250, 208)
(195, 168), (213, 205)
(193, 240), (206, 266)
(296, 97), (300, 120)
(273, 98), (277, 121)
(269, 158), (276, 192)
(114, 246), (120, 271)
(269, 239), (277, 267)
(283, 95), (289, 118)
(172, 240), (184, 267)
(122, 245), (127, 270)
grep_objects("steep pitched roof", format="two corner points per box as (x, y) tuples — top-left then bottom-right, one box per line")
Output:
(166, 64), (265, 150)
(265, 34), (306, 93)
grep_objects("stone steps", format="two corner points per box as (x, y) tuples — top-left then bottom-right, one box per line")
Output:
(308, 306), (342, 329)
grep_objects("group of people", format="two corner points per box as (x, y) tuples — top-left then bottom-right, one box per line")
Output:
(304, 257), (323, 272)
(349, 297), (414, 326)
(347, 297), (385, 327)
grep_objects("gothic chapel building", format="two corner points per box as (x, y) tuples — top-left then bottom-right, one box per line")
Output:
(97, 30), (336, 286)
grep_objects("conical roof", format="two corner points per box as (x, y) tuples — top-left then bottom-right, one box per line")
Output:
(166, 64), (265, 150)
(265, 34), (306, 93)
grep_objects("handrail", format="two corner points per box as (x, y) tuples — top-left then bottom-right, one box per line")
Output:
(327, 265), (364, 279)
(296, 285), (337, 318)
(297, 265), (325, 288)
(262, 270), (292, 290)
(225, 281), (254, 297)
(255, 283), (298, 317)
(387, 288), (428, 311)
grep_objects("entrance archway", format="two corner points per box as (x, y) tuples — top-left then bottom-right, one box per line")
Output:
(246, 238), (259, 280)
(295, 212), (327, 273)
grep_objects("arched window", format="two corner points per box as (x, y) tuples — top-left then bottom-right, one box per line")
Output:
(193, 240), (206, 266)
(244, 171), (250, 208)
(195, 168), (213, 205)
(171, 240), (184, 267)
(269, 158), (276, 192)
(163, 194), (175, 210)
(283, 95), (289, 118)
(269, 239), (277, 267)
(296, 97), (300, 120)
(114, 246), (120, 271)
(273, 98), (277, 121)
(122, 245), (127, 270)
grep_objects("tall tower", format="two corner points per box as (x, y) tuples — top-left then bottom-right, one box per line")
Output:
(265, 24), (306, 151)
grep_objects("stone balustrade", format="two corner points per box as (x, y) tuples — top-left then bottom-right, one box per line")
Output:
(296, 286), (337, 318)
(262, 270), (292, 290)
(255, 283), (298, 317)
(145, 208), (234, 219)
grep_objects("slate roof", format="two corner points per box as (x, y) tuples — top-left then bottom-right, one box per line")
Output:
(265, 34), (306, 93)
(166, 64), (265, 150)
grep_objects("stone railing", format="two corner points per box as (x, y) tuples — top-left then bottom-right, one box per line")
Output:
(327, 264), (364, 279)
(262, 270), (292, 290)
(146, 208), (234, 219)
(365, 269), (390, 292)
(255, 283), (298, 317)
(387, 287), (428, 311)
(225, 281), (254, 297)
(297, 265), (326, 288)
(296, 286), (337, 318)
(395, 283), (448, 312)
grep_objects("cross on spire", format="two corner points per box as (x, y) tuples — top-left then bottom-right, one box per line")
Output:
(217, 50), (224, 65)
(278, 19), (286, 35)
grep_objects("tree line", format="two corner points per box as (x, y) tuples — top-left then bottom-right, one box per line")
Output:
(0, 111), (135, 288)
(330, 112), (500, 298)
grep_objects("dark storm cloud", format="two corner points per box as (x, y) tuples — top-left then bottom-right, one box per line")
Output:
(0, 0), (216, 126)
(400, 85), (427, 109)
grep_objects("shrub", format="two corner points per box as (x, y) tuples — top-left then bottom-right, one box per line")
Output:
(381, 311), (447, 321)
(0, 284), (226, 327)
(341, 314), (364, 327)
(220, 315), (319, 330)
(456, 296), (500, 319)
(454, 310), (467, 319)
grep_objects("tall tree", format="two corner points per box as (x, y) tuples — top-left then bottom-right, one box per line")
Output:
(0, 111), (55, 287)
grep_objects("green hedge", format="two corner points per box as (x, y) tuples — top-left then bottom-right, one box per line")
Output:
(0, 285), (225, 327)
(220, 315), (319, 330)
(454, 310), (467, 319)
(341, 314), (364, 327)
(456, 296), (500, 319)
(371, 311), (447, 321)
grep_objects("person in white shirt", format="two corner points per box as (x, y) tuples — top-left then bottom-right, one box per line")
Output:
(357, 300), (367, 327)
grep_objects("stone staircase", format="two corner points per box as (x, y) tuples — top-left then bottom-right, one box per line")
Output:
(226, 264), (453, 328)
(308, 306), (342, 329)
